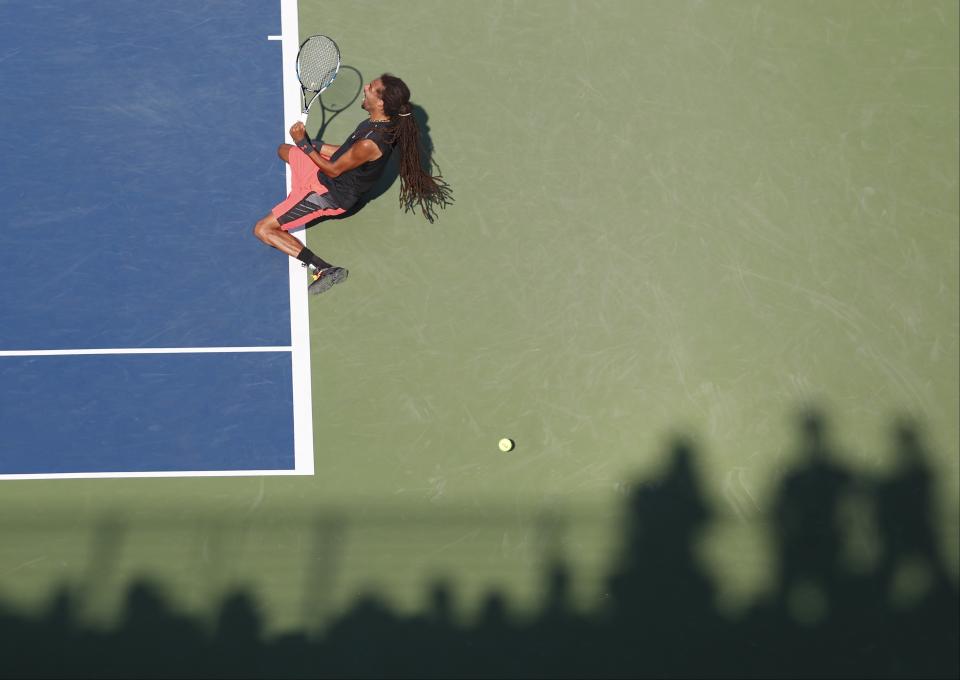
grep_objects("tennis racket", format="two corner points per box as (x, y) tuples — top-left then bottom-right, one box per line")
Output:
(296, 35), (341, 124)
(315, 65), (363, 139)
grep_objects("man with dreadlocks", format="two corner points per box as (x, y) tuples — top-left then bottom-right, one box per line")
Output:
(253, 73), (452, 295)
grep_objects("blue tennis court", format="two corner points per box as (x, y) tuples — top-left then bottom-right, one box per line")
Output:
(0, 1), (312, 477)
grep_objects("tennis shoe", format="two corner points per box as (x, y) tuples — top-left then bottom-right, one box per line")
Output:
(308, 266), (349, 295)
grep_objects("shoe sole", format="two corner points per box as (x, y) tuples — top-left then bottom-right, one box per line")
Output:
(308, 267), (349, 295)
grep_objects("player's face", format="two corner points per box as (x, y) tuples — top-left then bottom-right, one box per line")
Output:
(361, 78), (385, 115)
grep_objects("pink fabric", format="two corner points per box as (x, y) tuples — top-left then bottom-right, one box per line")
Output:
(271, 146), (345, 230)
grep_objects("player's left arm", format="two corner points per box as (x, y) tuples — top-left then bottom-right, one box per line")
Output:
(290, 122), (380, 179)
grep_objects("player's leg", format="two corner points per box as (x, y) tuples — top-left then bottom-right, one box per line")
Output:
(260, 146), (350, 294)
(252, 214), (349, 296)
(253, 214), (303, 257)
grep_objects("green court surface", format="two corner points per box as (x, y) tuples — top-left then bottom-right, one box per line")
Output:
(1, 0), (957, 638)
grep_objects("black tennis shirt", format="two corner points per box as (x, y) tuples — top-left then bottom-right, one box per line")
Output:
(318, 119), (394, 209)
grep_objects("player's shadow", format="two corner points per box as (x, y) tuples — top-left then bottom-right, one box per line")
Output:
(314, 65), (364, 143)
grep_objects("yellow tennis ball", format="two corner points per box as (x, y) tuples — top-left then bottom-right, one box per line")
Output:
(498, 438), (515, 452)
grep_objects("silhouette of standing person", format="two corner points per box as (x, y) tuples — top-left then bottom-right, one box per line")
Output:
(874, 422), (948, 595)
(772, 412), (853, 605)
(605, 441), (717, 675)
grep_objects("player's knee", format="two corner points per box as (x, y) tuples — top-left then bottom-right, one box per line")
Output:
(253, 217), (274, 241)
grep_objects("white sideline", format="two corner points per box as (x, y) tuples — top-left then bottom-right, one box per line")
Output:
(0, 347), (291, 357)
(280, 0), (315, 477)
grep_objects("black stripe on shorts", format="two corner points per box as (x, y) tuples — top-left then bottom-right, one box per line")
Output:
(277, 191), (342, 225)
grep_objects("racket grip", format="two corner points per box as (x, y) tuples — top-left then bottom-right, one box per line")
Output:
(297, 112), (309, 124)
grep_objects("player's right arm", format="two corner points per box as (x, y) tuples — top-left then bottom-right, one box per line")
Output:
(315, 142), (340, 157)
(291, 122), (379, 178)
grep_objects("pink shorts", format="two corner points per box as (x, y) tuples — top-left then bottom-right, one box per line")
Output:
(271, 146), (346, 231)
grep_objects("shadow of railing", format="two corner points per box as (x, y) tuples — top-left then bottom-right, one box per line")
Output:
(1, 410), (957, 678)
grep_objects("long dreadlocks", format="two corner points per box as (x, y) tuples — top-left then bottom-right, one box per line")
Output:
(378, 74), (453, 223)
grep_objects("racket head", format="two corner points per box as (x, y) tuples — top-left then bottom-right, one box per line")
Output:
(296, 35), (341, 93)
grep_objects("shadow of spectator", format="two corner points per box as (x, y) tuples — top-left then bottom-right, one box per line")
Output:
(871, 421), (959, 679)
(601, 438), (726, 677)
(110, 580), (206, 678)
(772, 411), (855, 619)
(0, 412), (956, 678)
(208, 590), (265, 679)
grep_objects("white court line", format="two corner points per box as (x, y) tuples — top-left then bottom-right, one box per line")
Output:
(267, 35), (282, 40)
(279, 0), (315, 477)
(0, 346), (291, 357)
(0, 469), (306, 481)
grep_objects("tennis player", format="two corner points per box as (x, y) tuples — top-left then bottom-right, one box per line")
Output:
(253, 74), (452, 295)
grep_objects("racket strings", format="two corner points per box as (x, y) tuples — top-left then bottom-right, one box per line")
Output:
(298, 38), (340, 92)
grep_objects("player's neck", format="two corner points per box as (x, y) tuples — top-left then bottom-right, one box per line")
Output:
(368, 112), (390, 124)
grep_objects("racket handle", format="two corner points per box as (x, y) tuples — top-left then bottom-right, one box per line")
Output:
(297, 112), (309, 124)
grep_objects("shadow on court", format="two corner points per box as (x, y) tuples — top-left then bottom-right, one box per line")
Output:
(1, 410), (957, 679)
